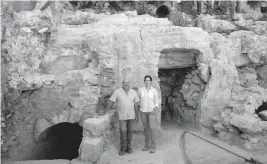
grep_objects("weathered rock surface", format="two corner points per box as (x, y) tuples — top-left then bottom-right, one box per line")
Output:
(79, 137), (103, 163)
(229, 113), (262, 134)
(259, 110), (267, 121)
(2, 3), (267, 160)
(197, 15), (237, 33)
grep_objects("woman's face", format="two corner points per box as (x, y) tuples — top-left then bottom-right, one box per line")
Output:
(144, 77), (151, 87)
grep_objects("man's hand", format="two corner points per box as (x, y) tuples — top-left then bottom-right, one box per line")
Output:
(152, 106), (159, 114)
(135, 115), (139, 123)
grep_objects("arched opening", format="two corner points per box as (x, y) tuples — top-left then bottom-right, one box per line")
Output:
(158, 48), (205, 128)
(32, 122), (83, 160)
(261, 7), (267, 14)
(156, 5), (170, 18)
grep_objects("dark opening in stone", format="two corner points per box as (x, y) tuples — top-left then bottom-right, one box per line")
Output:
(156, 5), (170, 18)
(32, 122), (83, 160)
(256, 102), (267, 121)
(159, 68), (192, 124)
(158, 49), (204, 125)
(261, 7), (267, 14)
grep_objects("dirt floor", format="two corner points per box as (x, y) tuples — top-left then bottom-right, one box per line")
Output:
(97, 120), (267, 164)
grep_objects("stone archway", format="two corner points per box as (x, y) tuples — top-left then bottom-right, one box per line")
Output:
(158, 48), (206, 125)
(31, 122), (83, 160)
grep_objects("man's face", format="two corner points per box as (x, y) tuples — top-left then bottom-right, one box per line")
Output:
(122, 79), (130, 90)
(144, 77), (151, 87)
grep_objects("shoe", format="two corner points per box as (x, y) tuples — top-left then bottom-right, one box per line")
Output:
(142, 146), (150, 151)
(119, 149), (125, 156)
(126, 148), (133, 154)
(149, 147), (156, 153)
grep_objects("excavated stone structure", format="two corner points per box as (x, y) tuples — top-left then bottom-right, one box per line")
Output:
(1, 1), (267, 162)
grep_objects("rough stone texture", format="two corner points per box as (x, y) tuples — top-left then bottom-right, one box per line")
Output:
(79, 137), (103, 163)
(256, 65), (267, 89)
(199, 33), (238, 128)
(3, 3), (267, 160)
(83, 111), (115, 137)
(168, 11), (195, 27)
(229, 113), (262, 134)
(197, 15), (237, 33)
(228, 31), (267, 65)
(259, 111), (267, 121)
(82, 110), (119, 153)
(34, 119), (52, 140)
(55, 12), (213, 133)
(243, 10), (264, 21)
(158, 68), (193, 123)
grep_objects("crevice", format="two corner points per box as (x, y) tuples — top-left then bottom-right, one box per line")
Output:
(139, 30), (144, 53)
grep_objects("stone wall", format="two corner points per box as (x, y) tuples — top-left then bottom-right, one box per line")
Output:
(2, 1), (267, 161)
(198, 13), (267, 149)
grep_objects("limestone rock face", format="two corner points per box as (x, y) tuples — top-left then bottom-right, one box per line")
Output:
(3, 5), (267, 158)
(79, 137), (103, 163)
(228, 31), (267, 65)
(199, 33), (238, 128)
(196, 15), (237, 33)
(229, 113), (262, 134)
(40, 55), (91, 75)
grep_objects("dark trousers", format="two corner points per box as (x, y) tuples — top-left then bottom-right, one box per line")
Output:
(140, 111), (157, 148)
(119, 119), (133, 151)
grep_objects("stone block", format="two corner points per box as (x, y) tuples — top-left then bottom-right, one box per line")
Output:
(79, 137), (103, 163)
(229, 113), (262, 133)
(233, 104), (245, 114)
(191, 75), (202, 85)
(70, 96), (99, 108)
(259, 111), (267, 121)
(83, 111), (115, 137)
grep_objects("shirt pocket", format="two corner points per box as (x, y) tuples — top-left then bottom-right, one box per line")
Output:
(141, 91), (145, 97)
(148, 92), (154, 98)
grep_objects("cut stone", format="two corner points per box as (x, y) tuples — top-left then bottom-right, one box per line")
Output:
(79, 137), (103, 163)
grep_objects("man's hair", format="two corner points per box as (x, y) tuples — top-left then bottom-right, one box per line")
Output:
(144, 75), (152, 82)
(122, 78), (130, 83)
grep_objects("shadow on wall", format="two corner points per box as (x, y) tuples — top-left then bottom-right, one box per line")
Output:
(31, 122), (83, 160)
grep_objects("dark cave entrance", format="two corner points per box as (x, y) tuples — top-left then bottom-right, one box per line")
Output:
(32, 122), (83, 160)
(158, 48), (205, 126)
(156, 5), (170, 18)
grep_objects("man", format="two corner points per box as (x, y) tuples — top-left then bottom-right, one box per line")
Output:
(138, 75), (159, 153)
(99, 78), (140, 156)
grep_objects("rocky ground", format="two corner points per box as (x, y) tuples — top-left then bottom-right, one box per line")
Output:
(97, 121), (267, 164)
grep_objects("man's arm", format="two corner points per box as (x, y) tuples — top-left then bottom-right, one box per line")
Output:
(105, 100), (114, 113)
(99, 100), (114, 115)
(99, 90), (117, 115)
(134, 89), (141, 122)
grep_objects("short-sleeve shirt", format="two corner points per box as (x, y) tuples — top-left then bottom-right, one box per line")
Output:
(109, 88), (140, 120)
(138, 86), (159, 113)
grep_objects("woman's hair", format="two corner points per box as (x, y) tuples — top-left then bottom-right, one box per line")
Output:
(144, 75), (152, 82)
